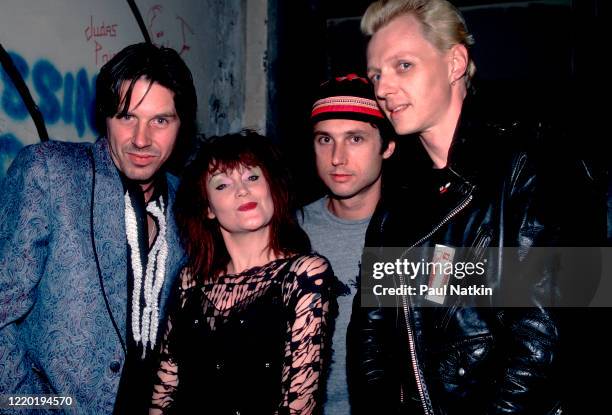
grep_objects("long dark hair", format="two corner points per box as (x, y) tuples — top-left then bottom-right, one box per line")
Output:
(95, 42), (197, 173)
(175, 130), (311, 280)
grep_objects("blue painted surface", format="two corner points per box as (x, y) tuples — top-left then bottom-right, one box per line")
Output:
(33, 60), (63, 124)
(62, 72), (74, 124)
(1, 50), (97, 138)
(0, 133), (24, 180)
(0, 50), (98, 178)
(74, 68), (96, 138)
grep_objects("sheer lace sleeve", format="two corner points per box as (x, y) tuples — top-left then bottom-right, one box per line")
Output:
(279, 254), (336, 415)
(150, 267), (197, 414)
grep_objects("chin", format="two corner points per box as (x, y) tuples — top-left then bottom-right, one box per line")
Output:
(242, 218), (272, 231)
(329, 189), (361, 200)
(124, 169), (156, 182)
(327, 189), (353, 199)
(324, 183), (353, 196)
(390, 118), (419, 136)
(391, 123), (414, 136)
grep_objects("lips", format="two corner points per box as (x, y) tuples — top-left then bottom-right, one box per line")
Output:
(127, 153), (156, 166)
(330, 173), (352, 183)
(238, 201), (258, 211)
(388, 104), (408, 119)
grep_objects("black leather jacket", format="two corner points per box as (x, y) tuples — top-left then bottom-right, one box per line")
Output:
(347, 109), (569, 415)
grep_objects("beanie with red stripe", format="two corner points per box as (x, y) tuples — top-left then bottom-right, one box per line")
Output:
(311, 73), (386, 127)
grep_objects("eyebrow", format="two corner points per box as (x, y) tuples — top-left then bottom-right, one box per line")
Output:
(154, 112), (178, 118)
(115, 111), (178, 118)
(314, 129), (369, 136)
(344, 129), (369, 135)
(367, 51), (417, 72)
(207, 166), (256, 182)
(208, 171), (226, 182)
(390, 51), (415, 60)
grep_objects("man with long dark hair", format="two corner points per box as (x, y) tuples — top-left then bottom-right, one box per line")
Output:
(0, 42), (197, 413)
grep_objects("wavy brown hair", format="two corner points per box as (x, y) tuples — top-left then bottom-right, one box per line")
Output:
(175, 130), (310, 280)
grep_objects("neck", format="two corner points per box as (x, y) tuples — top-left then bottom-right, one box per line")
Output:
(328, 176), (381, 221)
(419, 88), (466, 169)
(140, 180), (156, 203)
(220, 226), (277, 274)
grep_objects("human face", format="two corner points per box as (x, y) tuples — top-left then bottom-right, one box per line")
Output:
(313, 119), (395, 200)
(206, 166), (275, 235)
(106, 78), (180, 186)
(367, 13), (454, 136)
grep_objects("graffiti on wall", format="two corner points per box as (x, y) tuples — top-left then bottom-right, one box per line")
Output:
(1, 4), (196, 179)
(0, 51), (97, 177)
(84, 15), (119, 66)
(147, 5), (194, 55)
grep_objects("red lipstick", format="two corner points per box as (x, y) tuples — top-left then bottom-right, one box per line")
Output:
(238, 202), (258, 211)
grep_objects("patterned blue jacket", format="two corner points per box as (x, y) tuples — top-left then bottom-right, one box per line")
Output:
(0, 137), (185, 414)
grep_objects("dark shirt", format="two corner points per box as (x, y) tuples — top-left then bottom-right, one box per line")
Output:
(114, 175), (168, 415)
(150, 255), (336, 415)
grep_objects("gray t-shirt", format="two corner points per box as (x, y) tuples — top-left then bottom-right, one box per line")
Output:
(299, 196), (371, 415)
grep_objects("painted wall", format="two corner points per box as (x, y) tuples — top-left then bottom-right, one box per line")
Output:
(0, 0), (248, 179)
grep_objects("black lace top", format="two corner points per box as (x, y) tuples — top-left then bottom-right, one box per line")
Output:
(151, 254), (335, 414)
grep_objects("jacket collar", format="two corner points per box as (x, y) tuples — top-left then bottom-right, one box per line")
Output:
(90, 137), (183, 350)
(445, 95), (504, 195)
(90, 137), (128, 349)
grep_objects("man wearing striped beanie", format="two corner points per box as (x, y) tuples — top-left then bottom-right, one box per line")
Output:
(298, 73), (395, 415)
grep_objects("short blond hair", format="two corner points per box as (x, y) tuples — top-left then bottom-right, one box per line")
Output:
(362, 0), (476, 86)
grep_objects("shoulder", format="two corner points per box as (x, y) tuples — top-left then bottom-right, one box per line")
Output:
(281, 254), (335, 304)
(166, 172), (180, 195)
(454, 112), (545, 193)
(298, 197), (327, 226)
(28, 139), (90, 159)
(11, 140), (92, 175)
(287, 253), (332, 282)
(3, 140), (91, 191)
(303, 197), (326, 215)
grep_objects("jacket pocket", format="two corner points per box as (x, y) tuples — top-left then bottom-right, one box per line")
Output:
(429, 334), (494, 394)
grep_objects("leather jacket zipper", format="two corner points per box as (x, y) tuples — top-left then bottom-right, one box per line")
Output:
(399, 273), (433, 415)
(398, 192), (474, 415)
(411, 194), (474, 248)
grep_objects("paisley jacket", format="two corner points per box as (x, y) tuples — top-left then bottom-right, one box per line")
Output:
(0, 137), (184, 414)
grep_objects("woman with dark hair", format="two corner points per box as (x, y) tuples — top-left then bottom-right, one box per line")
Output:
(150, 131), (335, 415)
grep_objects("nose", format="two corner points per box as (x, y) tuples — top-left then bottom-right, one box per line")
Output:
(132, 122), (151, 148)
(331, 142), (347, 166)
(235, 181), (250, 197)
(374, 73), (394, 102)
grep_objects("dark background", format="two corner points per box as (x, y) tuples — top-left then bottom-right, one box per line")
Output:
(267, 0), (606, 207)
